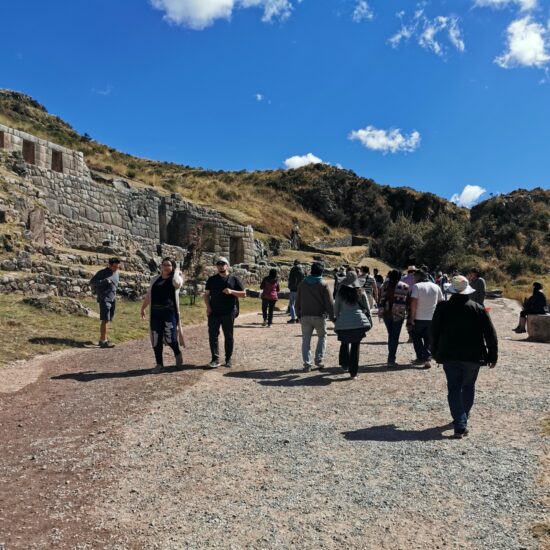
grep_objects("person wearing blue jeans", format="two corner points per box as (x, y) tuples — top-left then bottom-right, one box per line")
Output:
(287, 260), (305, 323)
(410, 269), (443, 368)
(383, 318), (404, 365)
(443, 361), (480, 433)
(432, 275), (498, 439)
(411, 320), (432, 362)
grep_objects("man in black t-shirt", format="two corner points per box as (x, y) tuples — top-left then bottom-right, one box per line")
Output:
(204, 257), (246, 368)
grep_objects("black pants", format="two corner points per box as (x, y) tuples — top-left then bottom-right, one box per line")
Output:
(339, 342), (361, 377)
(151, 308), (181, 366)
(262, 299), (276, 325)
(208, 313), (235, 361)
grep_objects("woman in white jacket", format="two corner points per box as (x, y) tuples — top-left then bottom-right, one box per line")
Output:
(141, 257), (185, 373)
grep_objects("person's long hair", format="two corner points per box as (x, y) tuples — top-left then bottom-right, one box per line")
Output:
(338, 285), (362, 305)
(387, 269), (401, 287)
(268, 268), (278, 281)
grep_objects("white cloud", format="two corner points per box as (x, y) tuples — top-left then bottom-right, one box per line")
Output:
(92, 85), (113, 96)
(473, 0), (537, 12)
(255, 93), (264, 101)
(451, 185), (486, 208)
(495, 16), (550, 68)
(352, 1), (373, 23)
(349, 126), (421, 154)
(284, 153), (325, 169)
(389, 9), (465, 56)
(150, 0), (294, 29)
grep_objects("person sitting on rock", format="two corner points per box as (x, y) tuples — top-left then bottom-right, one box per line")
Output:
(513, 282), (548, 334)
(140, 257), (185, 373)
(89, 258), (121, 348)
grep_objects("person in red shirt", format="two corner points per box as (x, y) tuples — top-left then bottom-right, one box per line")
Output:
(260, 268), (280, 327)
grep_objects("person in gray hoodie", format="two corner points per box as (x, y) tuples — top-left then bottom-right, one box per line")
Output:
(295, 262), (334, 372)
(334, 271), (372, 379)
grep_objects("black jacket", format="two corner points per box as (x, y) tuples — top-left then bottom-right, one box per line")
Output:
(431, 295), (498, 365)
(523, 290), (547, 314)
(288, 265), (305, 292)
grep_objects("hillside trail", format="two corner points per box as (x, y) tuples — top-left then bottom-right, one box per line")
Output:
(0, 298), (548, 549)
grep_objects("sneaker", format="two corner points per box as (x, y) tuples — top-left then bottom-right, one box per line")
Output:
(411, 358), (425, 366)
(315, 361), (325, 370)
(262, 321), (267, 327)
(225, 359), (233, 368)
(303, 364), (312, 373)
(267, 324), (273, 328)
(208, 359), (220, 369)
(99, 340), (115, 349)
(152, 364), (162, 374)
(340, 365), (349, 372)
(287, 319), (296, 324)
(423, 360), (432, 369)
(450, 429), (469, 440)
(350, 374), (358, 381)
(387, 361), (398, 368)
(175, 353), (184, 368)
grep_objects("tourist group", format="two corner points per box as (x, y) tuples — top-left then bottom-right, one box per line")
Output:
(89, 257), (547, 439)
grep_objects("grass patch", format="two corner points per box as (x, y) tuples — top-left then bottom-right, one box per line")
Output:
(0, 294), (278, 367)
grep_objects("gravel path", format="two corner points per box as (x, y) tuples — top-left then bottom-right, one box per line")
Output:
(0, 298), (548, 549)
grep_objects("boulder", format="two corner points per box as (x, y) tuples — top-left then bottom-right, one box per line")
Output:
(527, 314), (550, 343)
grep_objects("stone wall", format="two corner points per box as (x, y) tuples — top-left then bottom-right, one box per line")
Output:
(0, 123), (89, 178)
(1, 124), (256, 263)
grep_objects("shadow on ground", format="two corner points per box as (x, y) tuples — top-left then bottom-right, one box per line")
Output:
(343, 423), (454, 442)
(29, 337), (94, 348)
(52, 364), (207, 382)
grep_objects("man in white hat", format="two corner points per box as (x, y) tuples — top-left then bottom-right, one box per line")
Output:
(431, 275), (498, 439)
(204, 257), (246, 369)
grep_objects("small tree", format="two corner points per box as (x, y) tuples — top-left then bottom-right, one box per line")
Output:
(182, 221), (205, 304)
(418, 213), (466, 271)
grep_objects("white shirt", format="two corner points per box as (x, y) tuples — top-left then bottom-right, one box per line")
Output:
(410, 281), (443, 320)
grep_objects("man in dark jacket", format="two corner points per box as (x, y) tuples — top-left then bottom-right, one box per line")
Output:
(287, 260), (305, 324)
(431, 275), (498, 439)
(90, 258), (121, 348)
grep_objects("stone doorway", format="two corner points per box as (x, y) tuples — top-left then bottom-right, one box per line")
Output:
(0, 131), (4, 149)
(51, 150), (63, 173)
(22, 140), (35, 165)
(229, 236), (244, 265)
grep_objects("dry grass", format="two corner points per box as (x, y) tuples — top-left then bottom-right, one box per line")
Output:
(493, 274), (550, 305)
(0, 294), (271, 367)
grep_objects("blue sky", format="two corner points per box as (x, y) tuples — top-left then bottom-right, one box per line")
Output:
(1, 0), (549, 206)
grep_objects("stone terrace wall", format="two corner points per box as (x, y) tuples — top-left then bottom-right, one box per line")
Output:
(1, 124), (256, 264)
(29, 166), (161, 242)
(0, 123), (89, 178)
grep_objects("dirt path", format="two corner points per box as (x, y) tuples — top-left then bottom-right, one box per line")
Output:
(0, 300), (548, 549)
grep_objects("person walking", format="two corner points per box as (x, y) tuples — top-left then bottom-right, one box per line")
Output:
(513, 281), (548, 333)
(432, 275), (498, 439)
(260, 268), (280, 327)
(204, 257), (246, 369)
(409, 269), (444, 368)
(467, 268), (486, 306)
(296, 262), (334, 372)
(89, 258), (121, 348)
(359, 266), (379, 310)
(334, 271), (372, 380)
(140, 258), (184, 373)
(287, 260), (305, 323)
(378, 270), (409, 367)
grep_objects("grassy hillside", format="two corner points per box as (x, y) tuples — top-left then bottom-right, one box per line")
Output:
(1, 89), (548, 281)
